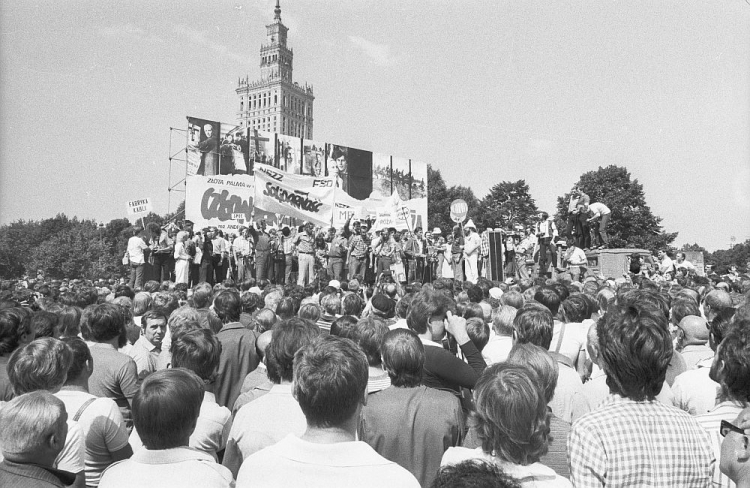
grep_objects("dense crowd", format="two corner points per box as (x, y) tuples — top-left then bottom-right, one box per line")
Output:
(1, 214), (750, 488)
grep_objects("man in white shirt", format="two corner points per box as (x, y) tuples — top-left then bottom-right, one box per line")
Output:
(127, 228), (149, 290)
(129, 329), (232, 463)
(564, 243), (588, 282)
(129, 310), (167, 380)
(587, 202), (611, 249)
(100, 369), (234, 488)
(212, 230), (230, 284)
(232, 227), (254, 282)
(463, 220), (482, 284)
(236, 335), (419, 488)
(674, 252), (697, 274)
(535, 212), (558, 279)
(223, 318), (320, 478)
(657, 249), (676, 275)
(57, 338), (132, 487)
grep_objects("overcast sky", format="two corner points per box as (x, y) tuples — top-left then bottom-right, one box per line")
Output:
(1, 0), (748, 251)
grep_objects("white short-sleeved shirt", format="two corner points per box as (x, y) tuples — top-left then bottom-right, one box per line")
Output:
(100, 447), (233, 488)
(550, 320), (588, 366)
(127, 236), (148, 265)
(588, 202), (611, 217)
(56, 389), (130, 486)
(55, 419), (85, 475)
(237, 434), (420, 488)
(129, 392), (231, 462)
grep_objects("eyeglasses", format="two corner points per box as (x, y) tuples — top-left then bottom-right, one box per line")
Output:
(720, 420), (745, 437)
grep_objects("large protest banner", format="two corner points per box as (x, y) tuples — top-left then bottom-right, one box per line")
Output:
(185, 174), (275, 232)
(253, 164), (336, 227)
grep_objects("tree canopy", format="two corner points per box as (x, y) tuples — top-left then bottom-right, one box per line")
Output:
(478, 180), (539, 231)
(555, 165), (677, 251)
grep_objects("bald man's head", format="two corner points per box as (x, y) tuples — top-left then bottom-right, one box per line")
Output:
(679, 315), (709, 344)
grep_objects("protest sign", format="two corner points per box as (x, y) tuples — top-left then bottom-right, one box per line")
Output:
(126, 198), (152, 216)
(185, 174), (274, 232)
(253, 164), (335, 227)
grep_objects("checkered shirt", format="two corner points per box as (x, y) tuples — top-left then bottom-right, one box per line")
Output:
(568, 394), (714, 487)
(349, 234), (368, 258)
(480, 232), (490, 257)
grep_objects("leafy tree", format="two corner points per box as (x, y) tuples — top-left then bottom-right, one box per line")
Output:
(25, 219), (109, 279)
(555, 165), (677, 251)
(427, 166), (480, 233)
(478, 180), (539, 231)
(707, 239), (750, 275)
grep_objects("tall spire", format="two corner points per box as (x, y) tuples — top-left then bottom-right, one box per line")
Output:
(274, 0), (281, 21)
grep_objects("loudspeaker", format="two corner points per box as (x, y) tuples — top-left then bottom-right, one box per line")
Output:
(486, 231), (505, 281)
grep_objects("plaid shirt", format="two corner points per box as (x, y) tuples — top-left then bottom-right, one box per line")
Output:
(480, 232), (490, 257)
(568, 394), (714, 487)
(349, 234), (368, 258)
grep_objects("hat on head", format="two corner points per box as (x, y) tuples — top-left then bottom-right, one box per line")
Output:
(249, 286), (262, 295)
(432, 227), (442, 235)
(465, 219), (477, 230)
(488, 287), (504, 300)
(329, 280), (341, 290)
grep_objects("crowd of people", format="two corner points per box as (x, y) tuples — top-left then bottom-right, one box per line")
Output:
(2, 213), (750, 487)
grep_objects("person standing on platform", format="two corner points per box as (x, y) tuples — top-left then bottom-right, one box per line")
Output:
(295, 223), (316, 286)
(280, 225), (296, 285)
(587, 202), (611, 249)
(198, 228), (215, 286)
(233, 226), (254, 283)
(535, 212), (558, 279)
(450, 227), (464, 282)
(249, 221), (272, 282)
(212, 230), (230, 284)
(328, 227), (347, 282)
(173, 231), (190, 284)
(127, 227), (150, 290)
(463, 220), (482, 284)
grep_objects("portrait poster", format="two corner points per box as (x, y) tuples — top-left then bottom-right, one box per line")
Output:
(247, 129), (276, 172)
(372, 153), (392, 199)
(216, 124), (249, 175)
(186, 117), (221, 176)
(391, 156), (411, 201)
(184, 174), (274, 233)
(253, 164), (335, 227)
(303, 139), (325, 177)
(276, 134), (302, 174)
(326, 144), (373, 200)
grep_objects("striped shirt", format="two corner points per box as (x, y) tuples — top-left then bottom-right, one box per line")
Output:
(696, 401), (744, 488)
(568, 394), (714, 487)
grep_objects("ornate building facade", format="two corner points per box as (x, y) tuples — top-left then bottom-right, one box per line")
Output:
(236, 1), (314, 139)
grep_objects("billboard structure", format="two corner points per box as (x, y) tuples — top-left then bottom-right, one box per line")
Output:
(183, 117), (428, 232)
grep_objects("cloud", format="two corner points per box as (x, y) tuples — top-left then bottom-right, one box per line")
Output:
(173, 24), (245, 64)
(348, 36), (402, 67)
(97, 23), (164, 43)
